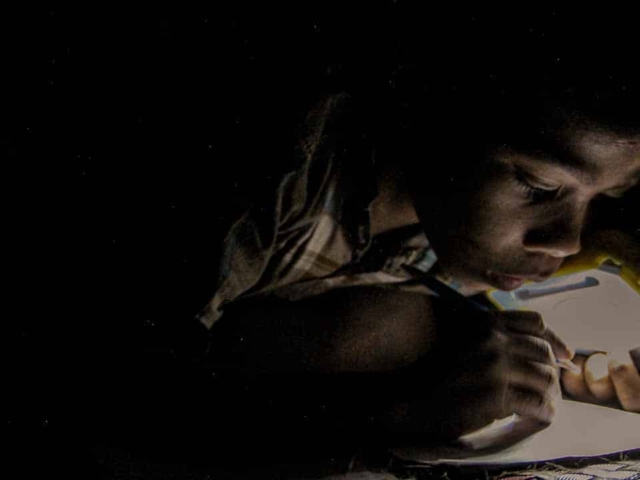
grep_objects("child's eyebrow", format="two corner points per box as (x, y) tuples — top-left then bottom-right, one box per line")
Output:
(607, 178), (640, 193)
(533, 155), (640, 192)
(626, 171), (640, 190)
(526, 152), (600, 186)
(610, 167), (640, 188)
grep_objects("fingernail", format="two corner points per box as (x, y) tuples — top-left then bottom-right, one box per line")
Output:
(566, 346), (576, 360)
(557, 358), (581, 374)
(610, 349), (634, 367)
(608, 359), (625, 373)
(585, 353), (609, 381)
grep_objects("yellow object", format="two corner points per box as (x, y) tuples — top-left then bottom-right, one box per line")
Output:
(485, 248), (640, 310)
(555, 250), (640, 295)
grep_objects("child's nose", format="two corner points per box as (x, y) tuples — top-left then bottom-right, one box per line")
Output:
(523, 209), (584, 259)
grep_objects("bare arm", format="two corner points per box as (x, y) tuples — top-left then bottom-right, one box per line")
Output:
(206, 286), (439, 375)
(204, 285), (573, 444)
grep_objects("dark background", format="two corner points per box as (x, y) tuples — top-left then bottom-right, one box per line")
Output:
(3, 4), (638, 478)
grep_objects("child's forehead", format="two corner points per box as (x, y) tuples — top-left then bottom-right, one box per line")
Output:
(565, 128), (640, 173)
(506, 127), (640, 189)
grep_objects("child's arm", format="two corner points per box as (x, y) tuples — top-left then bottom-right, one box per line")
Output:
(205, 285), (572, 442)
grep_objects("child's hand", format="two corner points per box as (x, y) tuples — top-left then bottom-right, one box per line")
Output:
(377, 308), (573, 440)
(561, 348), (640, 413)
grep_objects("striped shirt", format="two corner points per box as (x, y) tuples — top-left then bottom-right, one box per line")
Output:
(198, 93), (438, 329)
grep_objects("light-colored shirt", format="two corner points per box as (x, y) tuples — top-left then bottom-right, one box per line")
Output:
(198, 93), (438, 329)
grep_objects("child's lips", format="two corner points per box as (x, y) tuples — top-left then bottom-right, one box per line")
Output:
(486, 271), (528, 290)
(486, 269), (555, 291)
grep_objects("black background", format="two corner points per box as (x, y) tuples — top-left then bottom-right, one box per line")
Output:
(3, 3), (639, 478)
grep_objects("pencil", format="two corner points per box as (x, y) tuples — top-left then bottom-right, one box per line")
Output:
(409, 267), (581, 374)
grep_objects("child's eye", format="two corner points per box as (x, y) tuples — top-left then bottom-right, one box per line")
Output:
(514, 169), (561, 202)
(601, 186), (635, 199)
(602, 191), (625, 199)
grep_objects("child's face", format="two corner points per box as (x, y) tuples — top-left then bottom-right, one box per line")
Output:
(421, 126), (640, 294)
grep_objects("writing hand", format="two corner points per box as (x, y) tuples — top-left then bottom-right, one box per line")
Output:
(377, 307), (573, 441)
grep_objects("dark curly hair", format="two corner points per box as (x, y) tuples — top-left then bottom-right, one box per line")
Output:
(328, 11), (640, 181)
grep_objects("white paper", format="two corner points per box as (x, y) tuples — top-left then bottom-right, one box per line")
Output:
(434, 400), (638, 464)
(394, 400), (640, 465)
(395, 269), (640, 465)
(491, 268), (640, 358)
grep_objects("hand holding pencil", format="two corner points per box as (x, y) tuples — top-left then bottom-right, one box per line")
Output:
(383, 267), (581, 442)
(415, 269), (581, 376)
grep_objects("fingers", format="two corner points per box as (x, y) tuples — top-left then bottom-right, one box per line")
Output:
(561, 352), (616, 404)
(609, 354), (640, 413)
(540, 327), (574, 362)
(583, 353), (617, 403)
(500, 311), (573, 361)
(504, 385), (556, 423)
(499, 310), (546, 335)
(489, 317), (563, 423)
(508, 360), (561, 400)
(561, 351), (640, 412)
(561, 353), (599, 403)
(503, 358), (561, 424)
(507, 333), (558, 367)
